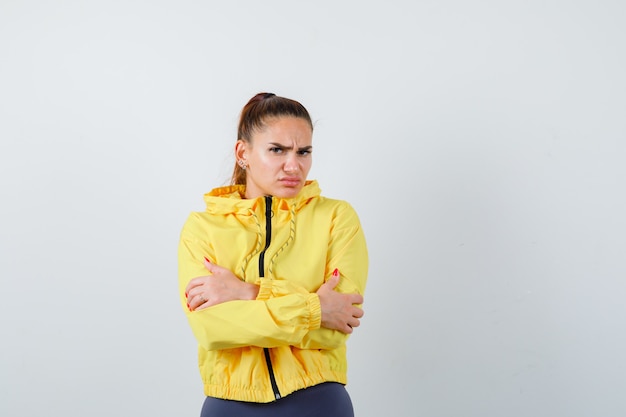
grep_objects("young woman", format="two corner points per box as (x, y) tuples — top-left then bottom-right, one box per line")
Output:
(178, 92), (369, 416)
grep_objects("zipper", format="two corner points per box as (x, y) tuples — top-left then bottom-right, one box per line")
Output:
(264, 348), (281, 400)
(260, 195), (281, 400)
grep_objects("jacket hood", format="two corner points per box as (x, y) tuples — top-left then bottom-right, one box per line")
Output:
(203, 180), (321, 215)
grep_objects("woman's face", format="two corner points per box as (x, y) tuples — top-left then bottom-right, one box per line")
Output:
(237, 116), (313, 199)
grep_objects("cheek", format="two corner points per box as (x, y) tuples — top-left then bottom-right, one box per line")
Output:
(302, 159), (313, 174)
(254, 155), (272, 168)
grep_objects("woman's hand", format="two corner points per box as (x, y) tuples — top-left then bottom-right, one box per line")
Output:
(185, 258), (259, 311)
(316, 269), (364, 334)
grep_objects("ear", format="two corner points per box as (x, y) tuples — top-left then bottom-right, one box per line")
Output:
(235, 140), (247, 162)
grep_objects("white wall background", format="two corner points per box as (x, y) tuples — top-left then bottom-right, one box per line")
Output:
(1, 1), (625, 416)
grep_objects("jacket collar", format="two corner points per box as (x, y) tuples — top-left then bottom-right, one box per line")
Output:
(203, 180), (321, 215)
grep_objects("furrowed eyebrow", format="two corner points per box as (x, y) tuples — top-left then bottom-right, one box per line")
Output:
(268, 142), (289, 149)
(268, 143), (313, 152)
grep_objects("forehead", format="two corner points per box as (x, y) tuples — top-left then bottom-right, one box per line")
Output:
(252, 116), (313, 144)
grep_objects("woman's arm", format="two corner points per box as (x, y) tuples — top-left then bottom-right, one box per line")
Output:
(178, 202), (368, 351)
(187, 259), (362, 334)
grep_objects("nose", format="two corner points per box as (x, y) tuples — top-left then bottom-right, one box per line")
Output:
(283, 153), (299, 173)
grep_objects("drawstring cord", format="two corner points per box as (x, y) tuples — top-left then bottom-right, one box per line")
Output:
(268, 201), (296, 278)
(239, 207), (263, 279)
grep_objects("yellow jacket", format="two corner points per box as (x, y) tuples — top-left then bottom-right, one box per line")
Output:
(178, 180), (368, 403)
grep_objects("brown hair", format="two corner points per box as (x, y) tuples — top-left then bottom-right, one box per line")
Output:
(231, 92), (313, 185)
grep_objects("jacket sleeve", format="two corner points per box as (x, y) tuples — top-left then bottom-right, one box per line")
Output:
(178, 222), (322, 351)
(257, 203), (369, 350)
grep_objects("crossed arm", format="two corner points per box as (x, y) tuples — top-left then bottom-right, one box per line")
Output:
(178, 205), (368, 351)
(185, 257), (364, 334)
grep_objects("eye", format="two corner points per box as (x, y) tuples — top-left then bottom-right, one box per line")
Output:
(269, 147), (283, 154)
(297, 149), (312, 156)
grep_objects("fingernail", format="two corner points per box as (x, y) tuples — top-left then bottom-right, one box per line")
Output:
(204, 257), (211, 263)
(185, 292), (188, 298)
(332, 268), (339, 277)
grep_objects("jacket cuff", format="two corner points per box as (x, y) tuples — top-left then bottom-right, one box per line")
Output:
(307, 293), (322, 330)
(255, 278), (273, 301)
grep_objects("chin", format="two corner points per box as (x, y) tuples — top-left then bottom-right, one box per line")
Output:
(275, 187), (302, 199)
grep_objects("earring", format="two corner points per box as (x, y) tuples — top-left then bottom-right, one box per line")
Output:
(238, 160), (247, 170)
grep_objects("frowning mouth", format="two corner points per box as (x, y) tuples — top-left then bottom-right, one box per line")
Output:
(279, 178), (301, 187)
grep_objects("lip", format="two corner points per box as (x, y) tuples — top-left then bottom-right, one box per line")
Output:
(280, 177), (301, 187)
